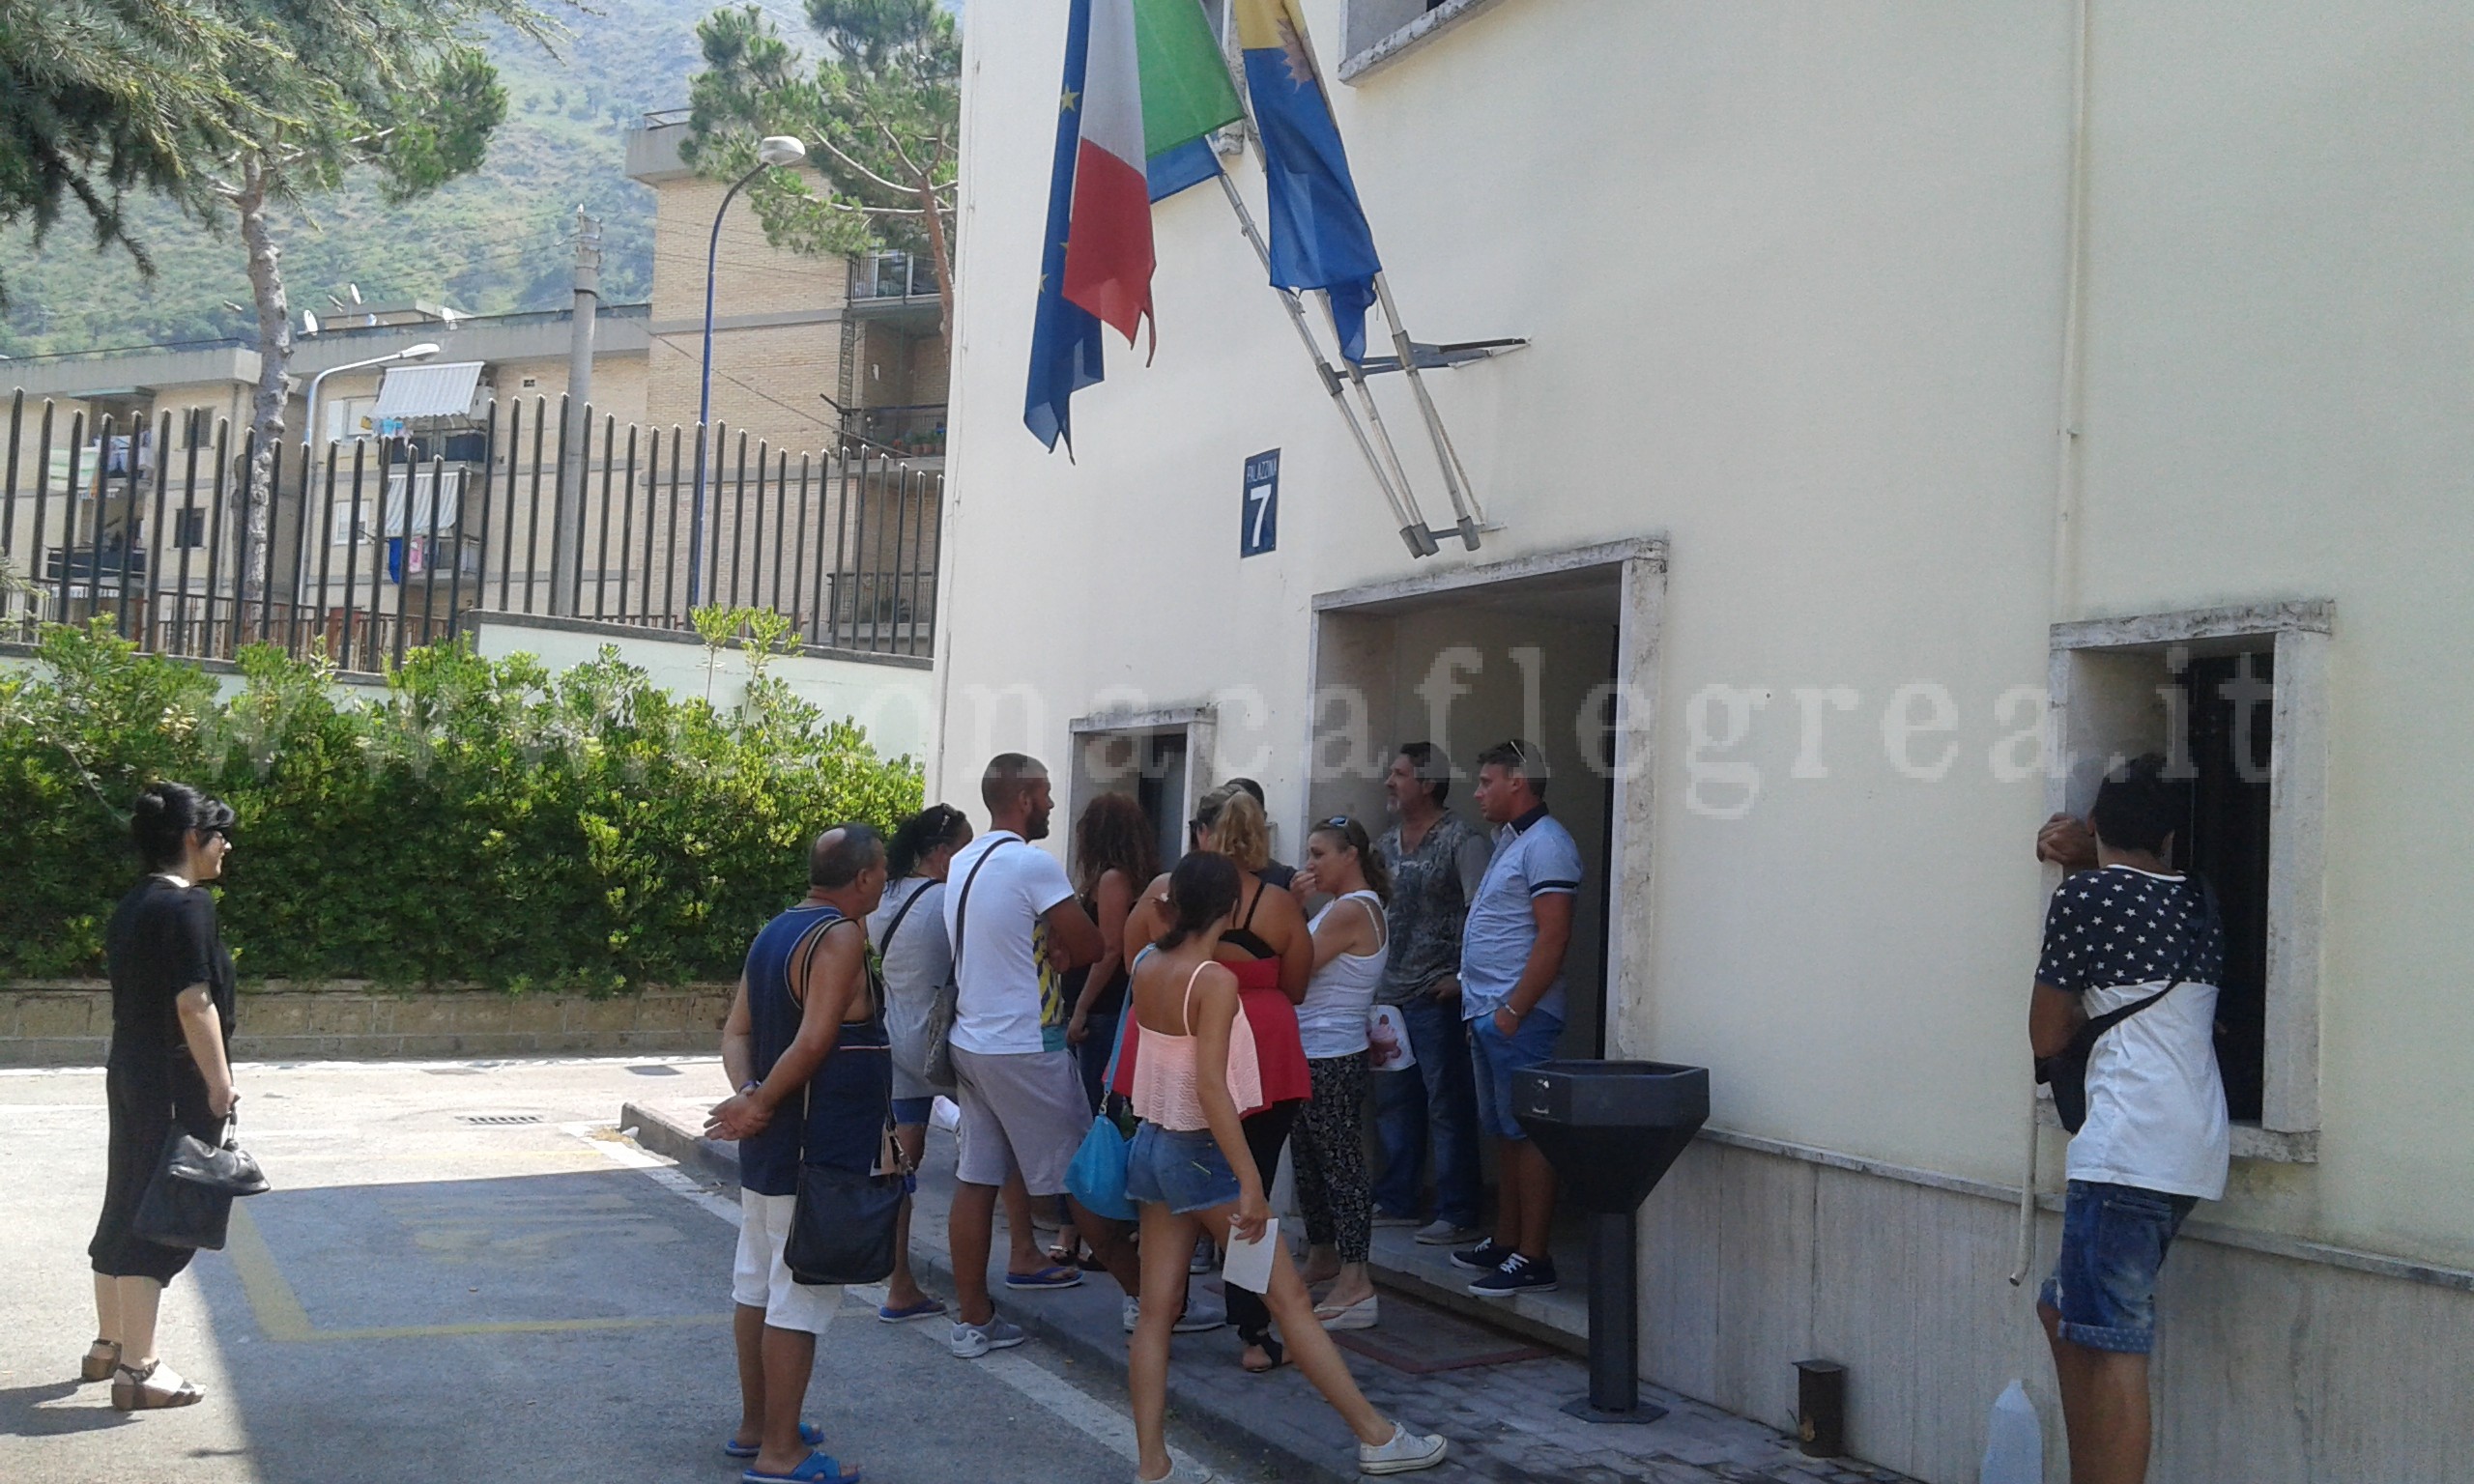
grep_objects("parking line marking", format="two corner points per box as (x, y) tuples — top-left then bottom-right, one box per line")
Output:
(225, 1192), (731, 1344)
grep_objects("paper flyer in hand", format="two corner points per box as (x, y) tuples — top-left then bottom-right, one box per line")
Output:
(1223, 1216), (1280, 1295)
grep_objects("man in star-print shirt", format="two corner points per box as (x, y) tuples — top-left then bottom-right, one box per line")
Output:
(2028, 755), (2227, 1484)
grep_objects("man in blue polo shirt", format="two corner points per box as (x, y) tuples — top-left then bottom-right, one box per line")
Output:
(1450, 740), (1580, 1298)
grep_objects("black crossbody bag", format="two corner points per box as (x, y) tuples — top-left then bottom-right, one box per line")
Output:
(2036, 876), (2212, 1134)
(783, 917), (906, 1286)
(134, 1110), (270, 1251)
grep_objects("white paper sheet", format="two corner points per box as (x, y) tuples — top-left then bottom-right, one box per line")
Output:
(1222, 1216), (1280, 1295)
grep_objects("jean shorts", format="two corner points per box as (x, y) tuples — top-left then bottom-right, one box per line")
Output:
(1123, 1123), (1242, 1215)
(1470, 1007), (1564, 1141)
(2039, 1179), (2198, 1355)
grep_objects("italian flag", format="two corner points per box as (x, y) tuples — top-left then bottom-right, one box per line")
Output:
(1061, 0), (1243, 351)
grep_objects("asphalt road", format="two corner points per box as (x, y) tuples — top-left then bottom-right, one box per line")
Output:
(0, 1055), (1228, 1484)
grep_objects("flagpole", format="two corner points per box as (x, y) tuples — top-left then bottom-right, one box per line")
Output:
(1373, 272), (1486, 548)
(1213, 170), (1439, 556)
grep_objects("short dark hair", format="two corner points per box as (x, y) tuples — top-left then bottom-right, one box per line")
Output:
(2089, 755), (2186, 857)
(981, 753), (1049, 813)
(1396, 743), (1450, 805)
(810, 823), (886, 888)
(1475, 739), (1548, 798)
(1226, 777), (1267, 808)
(130, 782), (234, 870)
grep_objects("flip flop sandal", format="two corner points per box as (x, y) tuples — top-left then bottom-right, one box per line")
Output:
(1239, 1336), (1288, 1375)
(111, 1360), (204, 1412)
(80, 1339), (121, 1383)
(1003, 1264), (1084, 1290)
(1315, 1295), (1380, 1331)
(741, 1450), (862, 1484)
(726, 1422), (824, 1459)
(876, 1298), (946, 1324)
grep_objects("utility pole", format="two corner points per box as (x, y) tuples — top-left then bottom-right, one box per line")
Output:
(552, 206), (600, 616)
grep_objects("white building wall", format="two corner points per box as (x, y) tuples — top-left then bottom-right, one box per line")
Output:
(935, 3), (2474, 1478)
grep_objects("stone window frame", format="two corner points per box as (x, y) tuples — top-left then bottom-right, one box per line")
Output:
(1337, 0), (1522, 84)
(2046, 600), (2331, 1159)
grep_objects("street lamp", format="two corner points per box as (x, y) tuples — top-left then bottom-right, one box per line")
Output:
(302, 342), (443, 453)
(690, 133), (808, 607)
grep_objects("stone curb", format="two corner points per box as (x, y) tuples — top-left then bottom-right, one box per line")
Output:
(619, 1099), (1359, 1484)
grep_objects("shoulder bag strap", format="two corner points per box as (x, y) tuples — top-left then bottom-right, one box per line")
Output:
(2073, 874), (2213, 1051)
(877, 878), (939, 957)
(947, 839), (1017, 984)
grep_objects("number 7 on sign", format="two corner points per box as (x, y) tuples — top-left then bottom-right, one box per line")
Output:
(1240, 449), (1280, 558)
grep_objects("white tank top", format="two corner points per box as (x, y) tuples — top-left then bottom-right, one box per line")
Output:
(1296, 891), (1389, 1059)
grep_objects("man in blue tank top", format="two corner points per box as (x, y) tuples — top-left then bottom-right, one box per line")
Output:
(705, 826), (888, 1484)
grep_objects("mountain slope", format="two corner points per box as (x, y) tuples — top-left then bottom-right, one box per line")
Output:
(1, 0), (722, 358)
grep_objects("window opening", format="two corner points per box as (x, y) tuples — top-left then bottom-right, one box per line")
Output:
(2176, 650), (2273, 1123)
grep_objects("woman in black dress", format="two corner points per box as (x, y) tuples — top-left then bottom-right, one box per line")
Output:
(85, 782), (239, 1412)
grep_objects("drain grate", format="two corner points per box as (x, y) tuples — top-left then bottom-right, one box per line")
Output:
(457, 1113), (545, 1126)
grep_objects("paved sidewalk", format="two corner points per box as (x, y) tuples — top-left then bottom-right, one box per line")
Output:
(624, 1099), (1917, 1484)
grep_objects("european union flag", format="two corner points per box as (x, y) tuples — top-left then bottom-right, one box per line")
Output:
(1234, 0), (1384, 363)
(1026, 0), (1108, 452)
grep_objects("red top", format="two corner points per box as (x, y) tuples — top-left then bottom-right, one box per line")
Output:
(1115, 952), (1311, 1112)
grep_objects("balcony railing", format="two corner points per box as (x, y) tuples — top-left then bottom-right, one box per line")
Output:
(850, 251), (936, 301)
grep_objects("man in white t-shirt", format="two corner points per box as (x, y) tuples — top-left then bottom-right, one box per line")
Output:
(939, 754), (1140, 1358)
(2029, 756), (2228, 1484)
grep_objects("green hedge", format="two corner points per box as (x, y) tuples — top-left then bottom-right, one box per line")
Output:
(0, 621), (922, 990)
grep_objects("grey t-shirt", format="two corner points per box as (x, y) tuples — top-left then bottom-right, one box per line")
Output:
(1374, 813), (1491, 1004)
(868, 874), (952, 1101)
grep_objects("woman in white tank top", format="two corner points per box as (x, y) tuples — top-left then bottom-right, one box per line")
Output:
(1123, 852), (1445, 1484)
(1289, 818), (1391, 1330)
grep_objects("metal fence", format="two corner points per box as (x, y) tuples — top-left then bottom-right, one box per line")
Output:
(0, 390), (942, 671)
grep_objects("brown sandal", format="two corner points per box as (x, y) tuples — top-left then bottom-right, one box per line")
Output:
(80, 1339), (121, 1383)
(111, 1359), (205, 1412)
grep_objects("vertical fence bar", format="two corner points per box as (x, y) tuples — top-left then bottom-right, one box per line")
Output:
(279, 439), (310, 656)
(60, 413), (86, 623)
(827, 448), (852, 650)
(663, 427), (683, 627)
(84, 414), (113, 630)
(206, 429), (238, 657)
(2, 390), (21, 562)
(255, 439), (284, 646)
(454, 403), (492, 639)
(615, 424), (639, 622)
(26, 403), (55, 634)
(310, 443), (339, 658)
(525, 398), (550, 614)
(171, 415), (202, 652)
(593, 414), (618, 620)
(727, 431), (749, 609)
(923, 470), (944, 657)
(687, 421), (707, 613)
(789, 454), (813, 639)
(747, 440), (769, 614)
(764, 450), (786, 614)
(849, 451), (873, 649)
(339, 442), (367, 670)
(566, 405), (592, 612)
(418, 454), (446, 651)
(140, 413), (173, 646)
(385, 439), (412, 666)
(495, 400), (521, 611)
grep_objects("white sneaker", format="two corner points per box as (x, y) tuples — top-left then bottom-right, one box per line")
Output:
(1123, 1295), (1228, 1333)
(1358, 1422), (1449, 1475)
(1412, 1220), (1483, 1246)
(1135, 1461), (1216, 1484)
(949, 1314), (1026, 1358)
(1122, 1297), (1142, 1334)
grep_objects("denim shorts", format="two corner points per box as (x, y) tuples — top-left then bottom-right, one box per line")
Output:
(2039, 1180), (2198, 1355)
(1470, 1008), (1564, 1141)
(1123, 1123), (1243, 1214)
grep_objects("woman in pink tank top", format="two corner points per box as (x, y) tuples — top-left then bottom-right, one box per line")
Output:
(1123, 854), (1448, 1484)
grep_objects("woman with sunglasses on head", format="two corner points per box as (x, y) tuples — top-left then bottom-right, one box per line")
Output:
(1120, 785), (1314, 1373)
(1287, 817), (1392, 1331)
(86, 783), (239, 1411)
(1122, 851), (1447, 1484)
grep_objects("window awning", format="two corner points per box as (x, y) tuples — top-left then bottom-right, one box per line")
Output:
(372, 360), (486, 421)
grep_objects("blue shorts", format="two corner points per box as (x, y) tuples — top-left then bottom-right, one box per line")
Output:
(1123, 1124), (1243, 1215)
(1469, 1008), (1564, 1141)
(890, 1096), (935, 1127)
(2039, 1180), (2197, 1355)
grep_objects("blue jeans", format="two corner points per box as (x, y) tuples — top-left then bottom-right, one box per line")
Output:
(1470, 1006), (1565, 1141)
(2039, 1179), (2198, 1355)
(1370, 995), (1482, 1227)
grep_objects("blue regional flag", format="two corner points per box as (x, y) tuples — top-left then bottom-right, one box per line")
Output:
(1234, 0), (1383, 363)
(1026, 0), (1107, 452)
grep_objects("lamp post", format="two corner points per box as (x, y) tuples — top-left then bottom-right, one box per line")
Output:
(690, 133), (808, 609)
(302, 342), (443, 456)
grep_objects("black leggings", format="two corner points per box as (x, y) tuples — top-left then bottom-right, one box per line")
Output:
(1223, 1099), (1300, 1351)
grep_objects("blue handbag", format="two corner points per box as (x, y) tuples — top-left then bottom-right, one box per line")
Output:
(1065, 1001), (1136, 1221)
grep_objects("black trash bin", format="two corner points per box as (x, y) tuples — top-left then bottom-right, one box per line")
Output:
(1513, 1059), (1711, 1423)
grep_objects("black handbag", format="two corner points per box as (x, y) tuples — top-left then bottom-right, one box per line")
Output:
(2036, 877), (2211, 1134)
(133, 1114), (270, 1251)
(783, 1159), (905, 1286)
